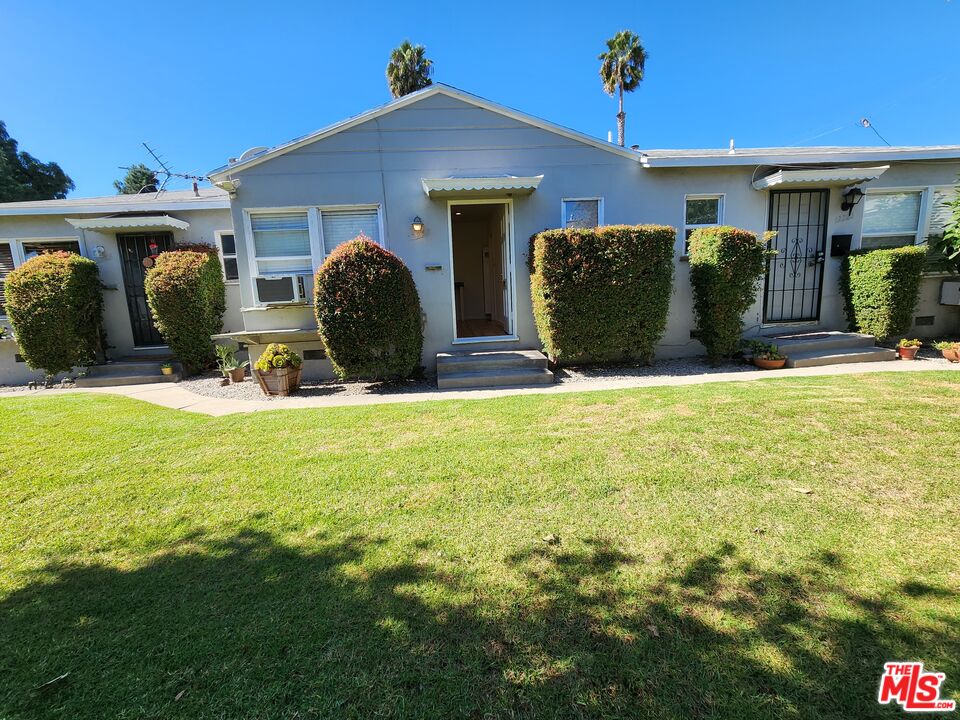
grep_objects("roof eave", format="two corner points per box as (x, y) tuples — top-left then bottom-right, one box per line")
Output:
(642, 147), (960, 168)
(0, 197), (232, 217)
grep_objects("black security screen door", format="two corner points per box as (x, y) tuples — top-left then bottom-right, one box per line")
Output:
(117, 233), (174, 346)
(763, 190), (829, 323)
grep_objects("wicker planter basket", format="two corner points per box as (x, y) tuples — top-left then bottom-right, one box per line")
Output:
(255, 367), (302, 396)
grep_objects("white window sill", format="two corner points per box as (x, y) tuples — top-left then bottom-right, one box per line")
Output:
(241, 303), (314, 313)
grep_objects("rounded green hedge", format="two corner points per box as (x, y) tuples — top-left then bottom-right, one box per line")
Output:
(144, 248), (225, 375)
(530, 225), (675, 364)
(314, 238), (423, 380)
(840, 246), (927, 339)
(4, 251), (103, 376)
(688, 226), (771, 363)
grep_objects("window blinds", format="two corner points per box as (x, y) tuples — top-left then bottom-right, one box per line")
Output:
(321, 209), (379, 255)
(0, 243), (13, 315)
(863, 192), (921, 235)
(251, 213), (311, 258)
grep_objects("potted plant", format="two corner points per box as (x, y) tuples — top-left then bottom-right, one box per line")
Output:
(215, 343), (250, 383)
(160, 362), (174, 376)
(933, 340), (960, 363)
(749, 340), (787, 370)
(253, 343), (303, 396)
(896, 338), (922, 360)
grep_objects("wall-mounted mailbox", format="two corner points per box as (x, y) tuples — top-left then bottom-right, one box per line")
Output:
(425, 264), (443, 272)
(831, 234), (852, 257)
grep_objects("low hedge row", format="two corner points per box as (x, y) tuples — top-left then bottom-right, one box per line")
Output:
(314, 238), (423, 380)
(688, 226), (772, 363)
(144, 247), (226, 374)
(841, 246), (927, 339)
(529, 225), (675, 363)
(3, 251), (103, 376)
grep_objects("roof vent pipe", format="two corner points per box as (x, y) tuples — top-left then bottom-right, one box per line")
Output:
(729, 138), (736, 154)
(608, 131), (613, 143)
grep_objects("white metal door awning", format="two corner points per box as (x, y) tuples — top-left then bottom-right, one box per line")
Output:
(421, 175), (543, 198)
(67, 215), (190, 231)
(752, 166), (889, 190)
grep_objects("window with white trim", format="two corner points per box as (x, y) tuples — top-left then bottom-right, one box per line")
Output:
(320, 208), (380, 256)
(683, 195), (723, 254)
(0, 243), (13, 316)
(247, 206), (382, 305)
(216, 231), (239, 282)
(561, 198), (602, 229)
(861, 191), (923, 249)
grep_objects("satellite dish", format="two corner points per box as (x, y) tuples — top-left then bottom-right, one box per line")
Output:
(238, 146), (269, 162)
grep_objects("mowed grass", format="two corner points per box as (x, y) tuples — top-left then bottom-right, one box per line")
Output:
(1, 372), (958, 719)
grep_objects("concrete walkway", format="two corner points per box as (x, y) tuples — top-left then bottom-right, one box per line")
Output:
(1, 357), (956, 416)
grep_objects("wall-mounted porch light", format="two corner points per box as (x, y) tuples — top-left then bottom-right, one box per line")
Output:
(411, 216), (425, 238)
(841, 187), (865, 215)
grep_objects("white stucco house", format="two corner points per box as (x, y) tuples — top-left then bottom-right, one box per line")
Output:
(0, 84), (958, 385)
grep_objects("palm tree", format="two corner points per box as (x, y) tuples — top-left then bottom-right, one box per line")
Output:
(598, 30), (648, 147)
(386, 41), (434, 99)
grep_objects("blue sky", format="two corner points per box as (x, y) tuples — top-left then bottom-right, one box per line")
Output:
(5, 0), (958, 196)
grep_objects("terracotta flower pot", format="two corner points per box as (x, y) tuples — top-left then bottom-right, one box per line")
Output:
(941, 348), (960, 363)
(254, 366), (302, 396)
(229, 367), (246, 383)
(897, 346), (919, 360)
(753, 357), (786, 370)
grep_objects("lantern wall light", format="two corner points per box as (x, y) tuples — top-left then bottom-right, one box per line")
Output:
(841, 187), (865, 215)
(411, 216), (425, 238)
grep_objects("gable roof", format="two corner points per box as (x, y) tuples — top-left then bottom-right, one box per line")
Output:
(207, 83), (642, 180)
(0, 187), (230, 217)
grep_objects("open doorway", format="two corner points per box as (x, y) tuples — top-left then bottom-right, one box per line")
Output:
(449, 200), (514, 340)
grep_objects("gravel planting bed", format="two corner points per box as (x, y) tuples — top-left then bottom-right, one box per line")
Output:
(555, 356), (754, 383)
(178, 372), (436, 401)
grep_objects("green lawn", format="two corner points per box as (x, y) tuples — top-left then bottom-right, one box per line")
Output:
(1, 372), (958, 719)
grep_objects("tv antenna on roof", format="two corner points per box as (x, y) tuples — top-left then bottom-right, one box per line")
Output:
(118, 142), (207, 197)
(859, 118), (891, 147)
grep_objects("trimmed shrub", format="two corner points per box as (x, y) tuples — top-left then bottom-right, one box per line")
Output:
(4, 251), (103, 376)
(144, 248), (225, 374)
(841, 246), (927, 339)
(314, 238), (423, 380)
(530, 225), (675, 363)
(688, 226), (771, 363)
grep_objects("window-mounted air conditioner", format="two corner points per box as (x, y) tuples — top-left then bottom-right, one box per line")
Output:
(255, 275), (309, 305)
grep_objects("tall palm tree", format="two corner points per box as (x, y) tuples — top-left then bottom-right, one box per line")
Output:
(598, 30), (648, 147)
(386, 41), (434, 99)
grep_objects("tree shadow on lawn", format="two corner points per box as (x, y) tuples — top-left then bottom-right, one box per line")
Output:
(1, 531), (956, 719)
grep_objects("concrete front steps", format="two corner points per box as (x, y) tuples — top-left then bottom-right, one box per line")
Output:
(437, 349), (554, 389)
(74, 359), (181, 387)
(769, 331), (896, 368)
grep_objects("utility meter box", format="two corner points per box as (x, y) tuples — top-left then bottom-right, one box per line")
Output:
(940, 280), (960, 306)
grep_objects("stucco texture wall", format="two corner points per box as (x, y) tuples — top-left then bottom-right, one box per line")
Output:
(0, 207), (238, 385)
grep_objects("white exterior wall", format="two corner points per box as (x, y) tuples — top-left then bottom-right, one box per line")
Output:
(0, 207), (239, 385)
